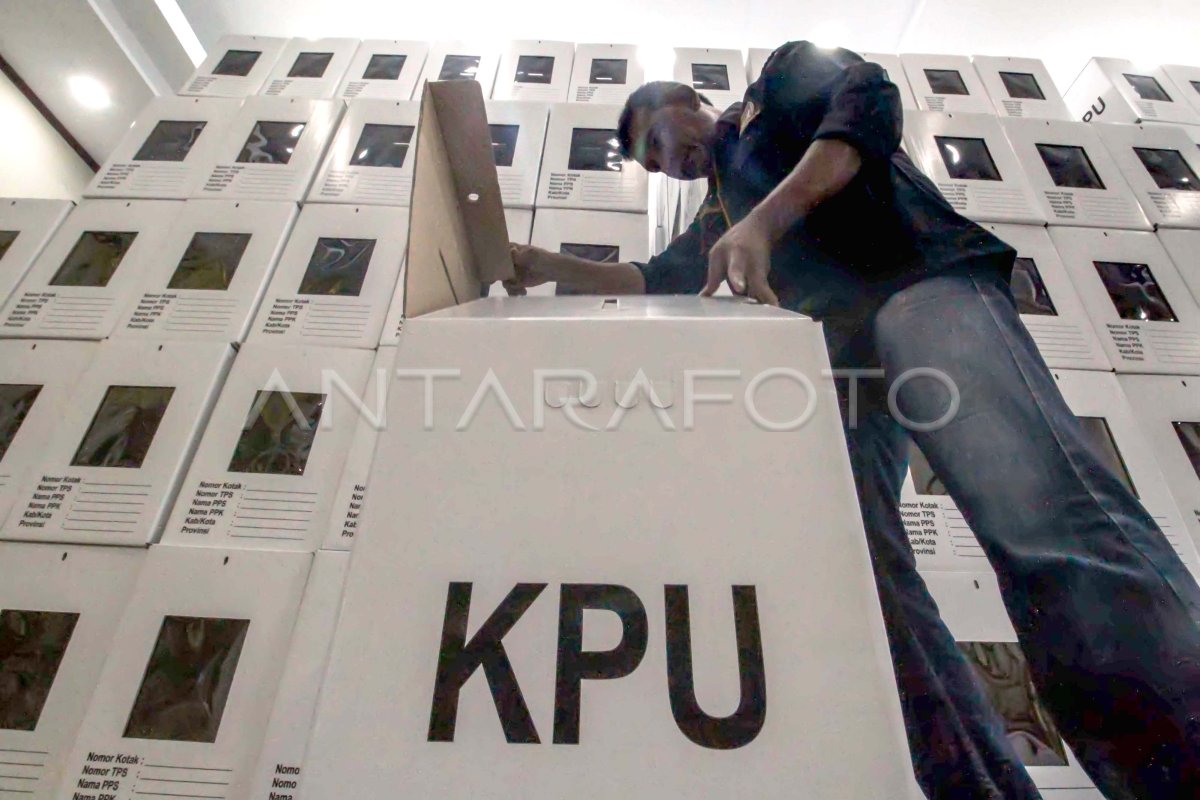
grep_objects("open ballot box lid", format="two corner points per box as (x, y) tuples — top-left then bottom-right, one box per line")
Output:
(401, 80), (514, 319)
(303, 293), (914, 798)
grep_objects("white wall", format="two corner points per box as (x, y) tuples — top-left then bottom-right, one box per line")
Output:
(0, 71), (94, 200)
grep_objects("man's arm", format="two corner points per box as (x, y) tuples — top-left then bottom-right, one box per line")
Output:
(506, 245), (644, 295)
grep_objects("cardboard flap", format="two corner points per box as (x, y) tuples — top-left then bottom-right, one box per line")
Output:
(404, 80), (514, 319)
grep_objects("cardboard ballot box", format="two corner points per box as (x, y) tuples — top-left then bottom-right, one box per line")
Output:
(569, 43), (644, 104)
(973, 56), (1070, 120)
(308, 99), (419, 205)
(338, 39), (428, 101)
(0, 542), (144, 800)
(303, 75), (909, 799)
(418, 41), (501, 97)
(0, 198), (72, 309)
(673, 47), (748, 111)
(536, 103), (649, 213)
(1096, 122), (1200, 230)
(493, 40), (575, 103)
(178, 35), (288, 98)
(55, 545), (311, 800)
(260, 37), (358, 99)
(1161, 65), (1200, 118)
(901, 53), (993, 115)
(1066, 57), (1200, 126)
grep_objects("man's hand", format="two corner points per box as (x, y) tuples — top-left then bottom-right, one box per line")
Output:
(504, 243), (553, 296)
(701, 217), (779, 306)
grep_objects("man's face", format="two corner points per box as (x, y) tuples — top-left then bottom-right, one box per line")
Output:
(630, 99), (718, 180)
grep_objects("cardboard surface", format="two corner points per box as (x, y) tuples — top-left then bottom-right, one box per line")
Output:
(56, 545), (311, 800)
(493, 40), (575, 103)
(903, 111), (1045, 224)
(308, 99), (419, 205)
(569, 43), (643, 104)
(972, 56), (1070, 120)
(247, 204), (407, 349)
(337, 39), (428, 101)
(1, 341), (233, 546)
(161, 344), (373, 551)
(901, 54), (994, 115)
(261, 37), (358, 99)
(1162, 65), (1200, 118)
(1050, 226), (1200, 374)
(416, 41), (501, 98)
(672, 48), (748, 111)
(195, 97), (342, 202)
(536, 102), (649, 213)
(1160, 228), (1200, 313)
(906, 368), (1200, 578)
(304, 297), (913, 798)
(922, 571), (1100, 789)
(0, 542), (144, 800)
(984, 222), (1110, 370)
(861, 53), (918, 110)
(0, 341), (99, 530)
(111, 199), (297, 343)
(1000, 118), (1149, 229)
(85, 98), (241, 200)
(403, 80), (514, 319)
(1096, 122), (1200, 230)
(0, 198), (72, 309)
(247, 549), (349, 799)
(0, 199), (183, 340)
(1065, 58), (1200, 126)
(178, 35), (288, 98)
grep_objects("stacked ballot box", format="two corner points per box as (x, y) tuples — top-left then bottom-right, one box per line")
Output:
(2, 32), (1199, 800)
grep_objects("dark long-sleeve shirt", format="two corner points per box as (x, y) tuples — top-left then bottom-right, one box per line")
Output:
(635, 41), (1016, 319)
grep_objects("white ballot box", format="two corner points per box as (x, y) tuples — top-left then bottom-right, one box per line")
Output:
(338, 39), (427, 101)
(529, 207), (649, 295)
(569, 43), (644, 104)
(112, 200), (297, 343)
(309, 99), (418, 205)
(0, 198), (72, 308)
(1096, 123), (1200, 230)
(0, 542), (144, 800)
(247, 203), (408, 349)
(162, 344), (373, 551)
(985, 223), (1111, 370)
(1120, 372), (1200, 554)
(324, 348), (394, 549)
(673, 47), (748, 110)
(85, 98), (240, 200)
(905, 368), (1200, 575)
(487, 101), (550, 208)
(923, 571), (1103, 790)
(1160, 229), (1200, 312)
(179, 35), (288, 98)
(417, 41), (501, 97)
(747, 47), (772, 83)
(302, 295), (914, 798)
(1050, 226), (1200, 375)
(0, 199), (182, 340)
(0, 341), (98, 530)
(55, 545), (311, 800)
(0, 341), (233, 546)
(1000, 118), (1149, 229)
(1066, 58), (1200, 126)
(261, 37), (358, 99)
(861, 53), (918, 110)
(195, 97), (342, 202)
(1162, 65), (1200, 118)
(901, 54), (993, 115)
(973, 56), (1070, 120)
(493, 40), (575, 102)
(536, 103), (648, 213)
(247, 549), (349, 800)
(903, 111), (1045, 224)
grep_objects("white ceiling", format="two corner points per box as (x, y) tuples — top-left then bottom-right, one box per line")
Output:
(176, 0), (1200, 89)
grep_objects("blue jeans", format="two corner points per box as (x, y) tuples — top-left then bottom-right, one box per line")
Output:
(823, 269), (1200, 800)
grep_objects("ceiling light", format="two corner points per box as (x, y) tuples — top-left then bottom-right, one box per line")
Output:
(69, 75), (111, 110)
